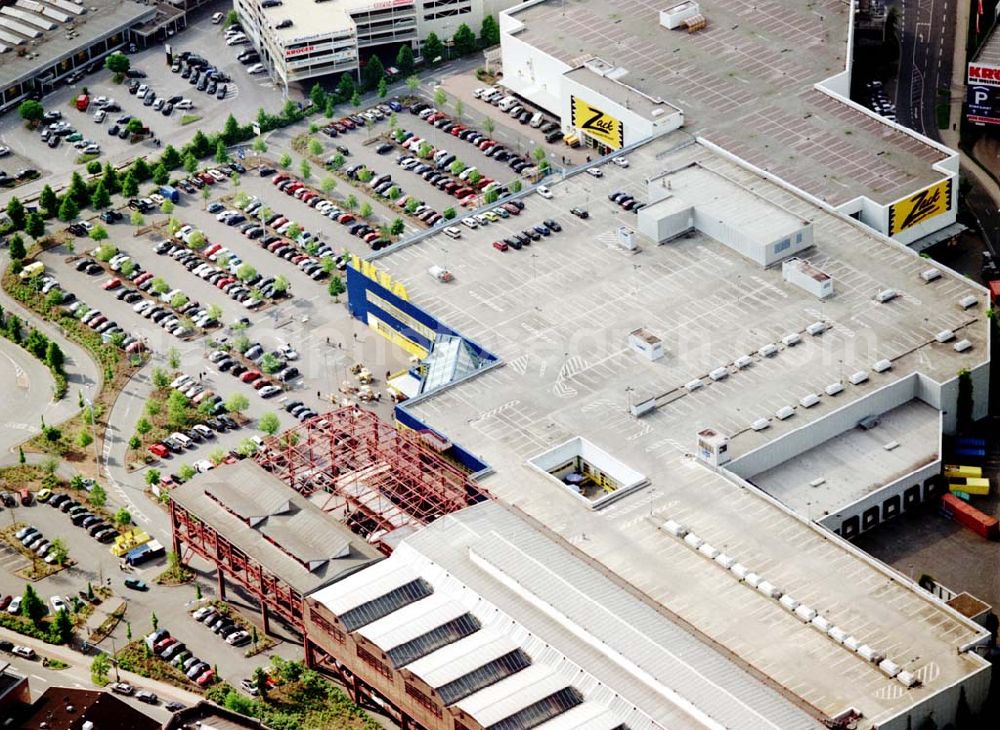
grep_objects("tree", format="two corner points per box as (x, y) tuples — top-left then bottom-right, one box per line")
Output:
(454, 98), (464, 118)
(236, 263), (257, 281)
(453, 22), (476, 55)
(50, 607), (74, 643)
(337, 72), (356, 101)
(183, 151), (199, 175)
(136, 418), (152, 440)
(25, 213), (45, 240)
(351, 90), (362, 109)
(22, 584), (45, 624)
(8, 234), (25, 261)
(160, 144), (182, 169)
(320, 176), (337, 194)
(406, 75), (420, 95)
(58, 196), (79, 223)
(160, 199), (174, 215)
(122, 170), (139, 198)
(18, 100), (44, 125)
(532, 145), (547, 165)
(76, 430), (93, 449)
(418, 141), (433, 159)
(449, 159), (466, 175)
(89, 224), (108, 243)
(128, 435), (140, 450)
(359, 201), (373, 219)
(259, 353), (281, 374)
(48, 538), (67, 566)
(390, 217), (405, 236)
(394, 43), (415, 75)
(434, 87), (448, 108)
(345, 193), (358, 211)
(222, 113), (241, 145)
(279, 152), (292, 169)
(40, 185), (59, 218)
(300, 159), (312, 180)
(167, 390), (189, 430)
(272, 275), (289, 295)
(201, 187), (212, 209)
(442, 207), (456, 219)
(252, 665), (268, 698)
(129, 210), (144, 228)
(152, 162), (170, 186)
(186, 230), (206, 249)
(170, 293), (189, 310)
(308, 138), (323, 156)
(328, 276), (346, 297)
(91, 653), (111, 686)
(325, 97), (336, 118)
(114, 508), (132, 529)
(215, 140), (230, 165)
(131, 157), (150, 182)
(509, 179), (522, 193)
(423, 33), (444, 65)
(480, 14), (500, 46)
(90, 181), (111, 210)
(178, 464), (196, 481)
(251, 137), (267, 156)
(328, 153), (346, 170)
(6, 196), (25, 230)
(378, 77), (388, 99)
(225, 8), (238, 26)
(207, 304), (222, 321)
(45, 341), (64, 373)
(88, 483), (106, 507)
(258, 411), (280, 435)
(468, 169), (481, 185)
(190, 130), (213, 158)
(150, 277), (169, 295)
(151, 611), (159, 631)
(209, 448), (227, 466)
(86, 160), (102, 175)
(309, 82), (327, 109)
(104, 52), (130, 76)
(225, 392), (249, 413)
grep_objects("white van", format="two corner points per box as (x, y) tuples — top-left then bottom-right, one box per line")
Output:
(444, 226), (462, 239)
(170, 432), (192, 448)
(428, 265), (453, 282)
(529, 112), (544, 128)
(497, 96), (518, 112)
(482, 89), (502, 103)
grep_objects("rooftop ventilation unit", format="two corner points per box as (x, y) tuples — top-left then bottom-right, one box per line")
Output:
(782, 333), (801, 347)
(744, 572), (762, 588)
(714, 552), (735, 569)
(809, 477), (825, 488)
(843, 636), (861, 652)
(757, 580), (781, 599)
(857, 645), (884, 664)
(782, 257), (834, 299)
(730, 562), (749, 580)
(698, 542), (720, 559)
(659, 1), (701, 29)
(920, 268), (942, 283)
(734, 354), (753, 369)
(779, 594), (800, 612)
(954, 339), (973, 352)
(684, 378), (704, 392)
(849, 371), (869, 385)
(811, 615), (831, 633)
(858, 415), (880, 430)
(897, 671), (918, 688)
(958, 295), (977, 309)
(935, 329), (955, 342)
(775, 406), (795, 420)
(825, 382), (844, 396)
(683, 532), (704, 549)
(828, 625), (847, 643)
(709, 367), (728, 381)
(795, 605), (818, 623)
(876, 289), (898, 303)
(806, 321), (827, 336)
(873, 359), (892, 373)
(878, 659), (901, 678)
(662, 519), (688, 537)
(758, 343), (778, 358)
(751, 418), (770, 431)
(884, 441), (899, 451)
(799, 393), (820, 408)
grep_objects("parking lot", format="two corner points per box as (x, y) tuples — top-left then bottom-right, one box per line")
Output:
(0, 8), (284, 191)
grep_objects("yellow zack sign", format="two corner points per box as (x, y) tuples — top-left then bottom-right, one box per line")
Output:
(571, 96), (624, 150)
(888, 178), (952, 235)
(350, 254), (409, 300)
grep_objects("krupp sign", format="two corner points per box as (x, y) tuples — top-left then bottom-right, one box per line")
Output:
(968, 62), (1000, 86)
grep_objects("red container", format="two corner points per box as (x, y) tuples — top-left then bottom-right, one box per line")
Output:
(941, 493), (999, 539)
(987, 279), (1000, 305)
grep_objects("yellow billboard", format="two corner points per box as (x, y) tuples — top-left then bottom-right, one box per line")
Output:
(570, 96), (624, 150)
(888, 178), (952, 235)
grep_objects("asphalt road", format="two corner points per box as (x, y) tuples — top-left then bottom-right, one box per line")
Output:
(894, 0), (956, 137)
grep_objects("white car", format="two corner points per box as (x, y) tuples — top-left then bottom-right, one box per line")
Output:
(136, 84), (149, 99)
(83, 144), (101, 155)
(211, 11), (224, 23)
(50, 595), (68, 613)
(7, 597), (22, 614)
(227, 35), (249, 46)
(193, 606), (213, 621)
(247, 63), (265, 74)
(0, 145), (10, 157)
(278, 344), (299, 360)
(11, 646), (34, 659)
(194, 459), (214, 473)
(93, 110), (106, 124)
(175, 99), (194, 110)
(537, 185), (553, 199)
(612, 156), (629, 168)
(585, 167), (604, 178)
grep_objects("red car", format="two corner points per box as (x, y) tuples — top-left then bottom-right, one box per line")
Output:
(196, 669), (215, 686)
(338, 213), (355, 224)
(271, 173), (289, 184)
(199, 172), (215, 185)
(240, 370), (261, 383)
(492, 241), (509, 252)
(253, 378), (271, 390)
(204, 243), (222, 257)
(503, 203), (520, 215)
(148, 443), (169, 458)
(450, 125), (466, 136)
(102, 277), (121, 290)
(340, 117), (355, 129)
(155, 637), (176, 654)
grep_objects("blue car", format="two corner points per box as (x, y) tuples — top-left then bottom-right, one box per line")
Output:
(387, 100), (402, 112)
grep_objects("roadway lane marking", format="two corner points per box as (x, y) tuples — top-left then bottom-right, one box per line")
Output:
(102, 424), (152, 526)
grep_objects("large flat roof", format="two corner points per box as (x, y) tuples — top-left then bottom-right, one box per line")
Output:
(372, 133), (992, 725)
(748, 399), (941, 521)
(507, 0), (950, 206)
(0, 0), (156, 86)
(170, 460), (381, 594)
(312, 501), (824, 729)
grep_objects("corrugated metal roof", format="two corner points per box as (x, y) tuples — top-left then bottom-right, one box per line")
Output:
(357, 592), (464, 648)
(534, 702), (623, 730)
(458, 664), (566, 727)
(406, 630), (519, 687)
(310, 555), (418, 614)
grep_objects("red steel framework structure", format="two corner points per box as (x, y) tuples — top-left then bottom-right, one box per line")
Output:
(171, 407), (489, 633)
(254, 406), (489, 554)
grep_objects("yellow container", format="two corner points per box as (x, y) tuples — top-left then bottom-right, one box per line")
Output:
(948, 477), (990, 496)
(944, 464), (982, 479)
(111, 530), (151, 557)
